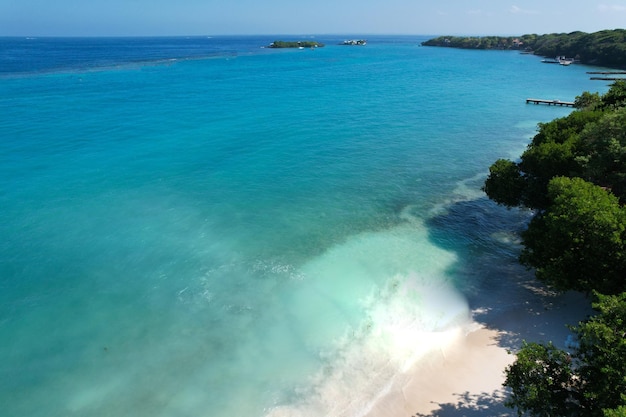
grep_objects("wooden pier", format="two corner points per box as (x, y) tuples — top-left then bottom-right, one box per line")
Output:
(587, 71), (626, 74)
(587, 71), (626, 81)
(526, 98), (575, 107)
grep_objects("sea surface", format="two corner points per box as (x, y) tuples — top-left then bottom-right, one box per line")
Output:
(0, 35), (610, 417)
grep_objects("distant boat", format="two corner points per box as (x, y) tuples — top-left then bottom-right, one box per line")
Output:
(542, 56), (574, 65)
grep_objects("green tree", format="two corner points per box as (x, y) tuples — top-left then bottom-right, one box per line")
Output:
(482, 159), (524, 206)
(574, 292), (626, 415)
(605, 407), (626, 417)
(519, 137), (583, 208)
(504, 293), (626, 417)
(579, 107), (626, 201)
(483, 109), (603, 210)
(504, 342), (577, 417)
(600, 81), (626, 109)
(519, 177), (626, 294)
(575, 91), (602, 110)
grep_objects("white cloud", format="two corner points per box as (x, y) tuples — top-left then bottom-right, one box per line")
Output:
(510, 5), (539, 14)
(598, 4), (626, 12)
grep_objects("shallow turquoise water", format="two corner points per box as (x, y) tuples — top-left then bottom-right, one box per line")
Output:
(0, 36), (609, 416)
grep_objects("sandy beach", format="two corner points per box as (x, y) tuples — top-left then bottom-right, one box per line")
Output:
(365, 272), (594, 417)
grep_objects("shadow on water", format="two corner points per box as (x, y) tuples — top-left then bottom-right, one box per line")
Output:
(424, 196), (535, 322)
(417, 195), (590, 416)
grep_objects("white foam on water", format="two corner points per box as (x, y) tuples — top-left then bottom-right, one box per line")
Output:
(452, 172), (489, 202)
(264, 220), (470, 417)
(426, 172), (489, 218)
(2, 186), (476, 417)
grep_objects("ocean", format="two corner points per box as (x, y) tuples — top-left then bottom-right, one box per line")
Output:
(0, 35), (609, 417)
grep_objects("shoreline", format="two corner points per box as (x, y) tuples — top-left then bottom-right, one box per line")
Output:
(364, 275), (593, 417)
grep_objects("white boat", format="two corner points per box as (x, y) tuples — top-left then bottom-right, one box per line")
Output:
(542, 56), (574, 65)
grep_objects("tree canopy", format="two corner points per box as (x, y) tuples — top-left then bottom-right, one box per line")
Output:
(485, 82), (626, 213)
(268, 40), (324, 48)
(483, 81), (626, 416)
(519, 177), (626, 294)
(484, 82), (626, 294)
(504, 293), (626, 417)
(423, 29), (626, 68)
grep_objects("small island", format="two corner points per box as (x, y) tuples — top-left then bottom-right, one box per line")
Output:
(268, 40), (324, 49)
(341, 39), (367, 46)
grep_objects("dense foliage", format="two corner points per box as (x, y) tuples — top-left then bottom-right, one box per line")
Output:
(422, 35), (526, 50)
(423, 29), (626, 68)
(504, 293), (626, 417)
(484, 81), (626, 416)
(519, 177), (626, 295)
(484, 81), (626, 293)
(504, 341), (577, 417)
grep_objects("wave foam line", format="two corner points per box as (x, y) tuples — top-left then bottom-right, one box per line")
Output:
(265, 224), (471, 417)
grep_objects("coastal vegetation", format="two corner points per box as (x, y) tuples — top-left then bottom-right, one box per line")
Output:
(423, 29), (626, 68)
(504, 293), (626, 417)
(268, 40), (324, 48)
(483, 81), (626, 416)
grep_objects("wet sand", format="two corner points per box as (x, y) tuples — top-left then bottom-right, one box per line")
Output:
(364, 276), (593, 417)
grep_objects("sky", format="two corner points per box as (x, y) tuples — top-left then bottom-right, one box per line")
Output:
(1, 0), (625, 37)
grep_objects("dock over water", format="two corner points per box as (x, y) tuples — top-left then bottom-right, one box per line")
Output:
(587, 71), (626, 81)
(587, 71), (626, 74)
(526, 98), (575, 107)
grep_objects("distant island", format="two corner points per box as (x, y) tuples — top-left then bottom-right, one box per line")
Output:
(341, 39), (367, 46)
(422, 29), (626, 69)
(268, 40), (324, 49)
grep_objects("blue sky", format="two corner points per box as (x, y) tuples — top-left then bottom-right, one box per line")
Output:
(1, 0), (625, 36)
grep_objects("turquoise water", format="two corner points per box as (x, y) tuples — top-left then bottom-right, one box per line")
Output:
(0, 36), (609, 416)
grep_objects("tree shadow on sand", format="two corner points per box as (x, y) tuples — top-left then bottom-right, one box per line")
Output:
(412, 389), (514, 417)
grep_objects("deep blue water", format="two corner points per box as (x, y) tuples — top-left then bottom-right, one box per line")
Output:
(0, 36), (610, 417)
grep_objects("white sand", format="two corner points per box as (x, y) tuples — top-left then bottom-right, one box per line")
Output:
(364, 277), (593, 417)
